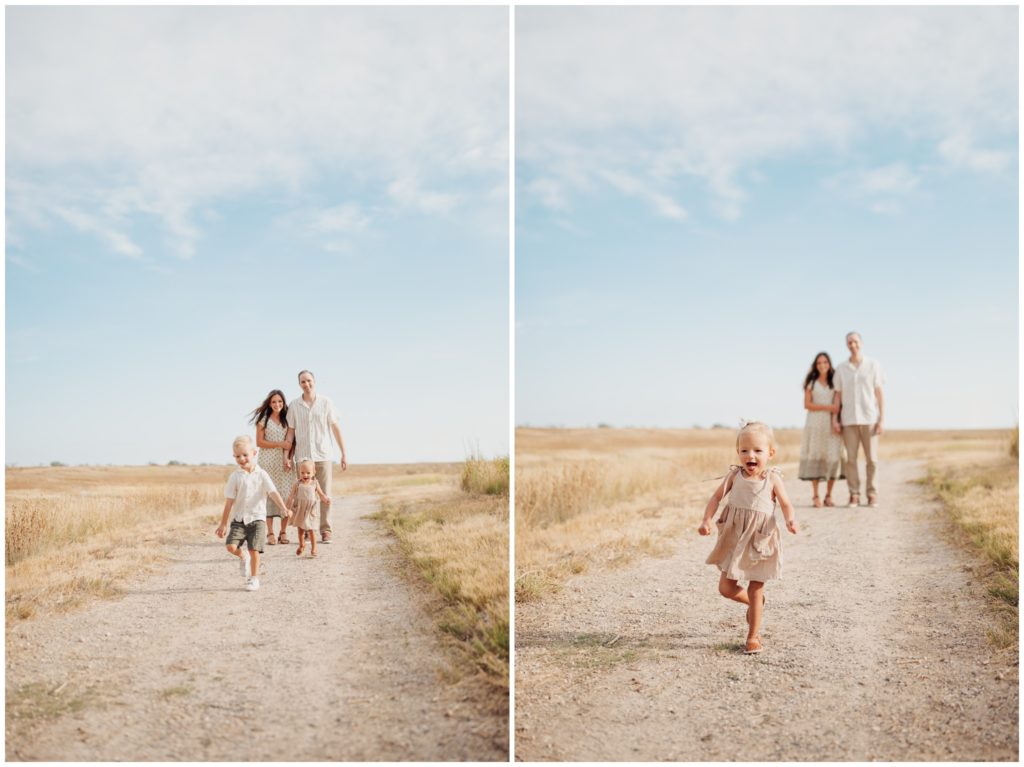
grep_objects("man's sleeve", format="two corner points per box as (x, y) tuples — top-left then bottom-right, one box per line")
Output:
(327, 397), (339, 425)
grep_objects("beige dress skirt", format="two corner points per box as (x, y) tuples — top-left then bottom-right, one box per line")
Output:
(705, 504), (782, 582)
(290, 482), (321, 531)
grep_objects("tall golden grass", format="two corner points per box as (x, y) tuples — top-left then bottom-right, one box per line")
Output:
(461, 454), (510, 496)
(515, 427), (1018, 605)
(7, 486), (223, 566)
(375, 456), (509, 688)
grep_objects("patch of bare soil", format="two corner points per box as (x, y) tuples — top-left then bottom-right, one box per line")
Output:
(515, 460), (1018, 761)
(6, 495), (507, 761)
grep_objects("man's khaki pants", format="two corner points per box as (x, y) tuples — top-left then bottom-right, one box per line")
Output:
(314, 461), (333, 535)
(841, 425), (878, 499)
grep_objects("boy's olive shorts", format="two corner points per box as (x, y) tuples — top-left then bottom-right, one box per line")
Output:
(226, 520), (266, 553)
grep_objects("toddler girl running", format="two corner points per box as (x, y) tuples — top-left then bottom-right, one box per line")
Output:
(698, 421), (798, 654)
(286, 460), (332, 557)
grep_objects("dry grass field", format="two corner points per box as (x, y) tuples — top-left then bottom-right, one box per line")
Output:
(6, 460), (510, 681)
(373, 456), (509, 687)
(515, 427), (1018, 627)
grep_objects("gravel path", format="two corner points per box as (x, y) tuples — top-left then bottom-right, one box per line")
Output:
(6, 494), (508, 761)
(515, 460), (1018, 761)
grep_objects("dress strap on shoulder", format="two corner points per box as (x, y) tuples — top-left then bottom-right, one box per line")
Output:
(703, 465), (741, 483)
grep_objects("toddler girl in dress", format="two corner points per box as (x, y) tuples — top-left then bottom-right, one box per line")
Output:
(697, 422), (798, 654)
(286, 460), (332, 557)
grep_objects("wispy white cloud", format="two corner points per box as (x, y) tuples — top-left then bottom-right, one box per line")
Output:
(823, 162), (922, 215)
(518, 6), (1017, 222)
(601, 170), (687, 221)
(53, 206), (143, 258)
(387, 177), (459, 215)
(7, 6), (507, 260)
(939, 133), (1015, 174)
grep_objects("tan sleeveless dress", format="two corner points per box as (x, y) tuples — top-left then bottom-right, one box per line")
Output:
(290, 480), (321, 531)
(705, 466), (783, 582)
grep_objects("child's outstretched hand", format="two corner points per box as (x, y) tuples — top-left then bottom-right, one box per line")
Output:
(697, 521), (712, 536)
(786, 519), (799, 534)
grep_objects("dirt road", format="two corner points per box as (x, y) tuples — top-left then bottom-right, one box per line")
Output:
(6, 495), (508, 761)
(515, 460), (1018, 761)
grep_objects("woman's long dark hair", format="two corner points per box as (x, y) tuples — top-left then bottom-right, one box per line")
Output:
(249, 389), (289, 429)
(803, 352), (834, 390)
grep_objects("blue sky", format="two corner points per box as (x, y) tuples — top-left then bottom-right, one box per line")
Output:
(516, 6), (1018, 431)
(6, 6), (509, 466)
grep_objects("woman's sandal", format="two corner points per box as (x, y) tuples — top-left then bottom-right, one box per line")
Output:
(296, 545), (305, 557)
(266, 533), (276, 545)
(744, 637), (763, 654)
(823, 495), (834, 507)
(278, 532), (289, 545)
(812, 495), (822, 508)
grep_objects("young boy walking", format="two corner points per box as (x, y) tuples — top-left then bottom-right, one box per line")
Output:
(216, 435), (289, 591)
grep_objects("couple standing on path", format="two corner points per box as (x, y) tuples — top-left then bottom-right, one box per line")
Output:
(799, 331), (885, 508)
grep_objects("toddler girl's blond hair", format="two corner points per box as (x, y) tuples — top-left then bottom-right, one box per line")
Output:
(298, 459), (316, 473)
(736, 421), (775, 448)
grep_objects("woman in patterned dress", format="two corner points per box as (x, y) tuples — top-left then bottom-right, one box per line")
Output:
(798, 352), (844, 507)
(249, 389), (296, 545)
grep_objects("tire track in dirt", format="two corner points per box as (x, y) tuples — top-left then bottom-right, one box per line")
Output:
(515, 460), (1017, 761)
(6, 495), (507, 761)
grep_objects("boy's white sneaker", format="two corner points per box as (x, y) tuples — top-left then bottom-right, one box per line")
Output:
(246, 576), (260, 592)
(239, 547), (250, 577)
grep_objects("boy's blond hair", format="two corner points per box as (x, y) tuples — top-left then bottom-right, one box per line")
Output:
(232, 435), (254, 452)
(736, 421), (775, 448)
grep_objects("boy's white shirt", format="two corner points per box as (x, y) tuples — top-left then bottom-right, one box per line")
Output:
(225, 465), (276, 524)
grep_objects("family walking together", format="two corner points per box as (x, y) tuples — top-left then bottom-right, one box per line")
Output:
(699, 331), (885, 653)
(215, 370), (348, 591)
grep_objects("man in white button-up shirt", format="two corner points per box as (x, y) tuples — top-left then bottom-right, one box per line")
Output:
(831, 332), (885, 508)
(286, 370), (347, 543)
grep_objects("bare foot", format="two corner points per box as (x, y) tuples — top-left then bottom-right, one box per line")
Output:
(296, 545), (305, 557)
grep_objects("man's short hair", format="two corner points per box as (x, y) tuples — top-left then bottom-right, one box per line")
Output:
(297, 369), (315, 381)
(846, 331), (862, 342)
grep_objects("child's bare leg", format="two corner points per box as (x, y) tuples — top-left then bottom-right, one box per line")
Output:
(296, 529), (305, 555)
(249, 549), (260, 577)
(227, 544), (244, 559)
(309, 530), (317, 557)
(718, 573), (750, 605)
(746, 581), (765, 640)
